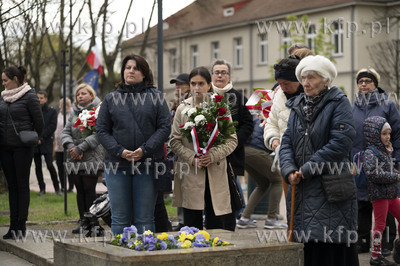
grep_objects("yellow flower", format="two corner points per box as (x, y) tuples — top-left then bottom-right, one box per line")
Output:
(186, 234), (194, 240)
(157, 232), (169, 240)
(222, 241), (229, 245)
(195, 230), (210, 241)
(181, 240), (192, 248)
(144, 230), (153, 235)
(212, 237), (219, 247)
(178, 232), (187, 242)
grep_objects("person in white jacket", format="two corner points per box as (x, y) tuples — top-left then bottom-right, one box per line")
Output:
(263, 55), (304, 196)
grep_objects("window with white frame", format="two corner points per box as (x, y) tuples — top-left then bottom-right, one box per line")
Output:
(306, 25), (316, 51)
(259, 34), (268, 64)
(170, 48), (178, 75)
(234, 37), (243, 68)
(211, 41), (220, 60)
(332, 20), (343, 56)
(190, 45), (198, 69)
(282, 30), (291, 58)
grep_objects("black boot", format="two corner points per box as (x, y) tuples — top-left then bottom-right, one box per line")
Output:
(72, 219), (84, 234)
(2, 221), (17, 240)
(370, 255), (396, 266)
(15, 220), (27, 238)
(393, 239), (400, 264)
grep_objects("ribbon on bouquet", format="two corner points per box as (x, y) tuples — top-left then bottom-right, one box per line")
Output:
(191, 118), (219, 156)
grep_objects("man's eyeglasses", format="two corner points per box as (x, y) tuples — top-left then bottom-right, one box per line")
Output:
(357, 79), (373, 85)
(213, 71), (229, 76)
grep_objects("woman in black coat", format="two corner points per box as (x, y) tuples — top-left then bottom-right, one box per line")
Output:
(0, 66), (44, 239)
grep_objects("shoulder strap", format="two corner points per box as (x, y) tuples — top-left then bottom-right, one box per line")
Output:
(7, 105), (20, 136)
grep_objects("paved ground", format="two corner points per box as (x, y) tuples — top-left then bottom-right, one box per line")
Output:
(0, 160), (398, 265)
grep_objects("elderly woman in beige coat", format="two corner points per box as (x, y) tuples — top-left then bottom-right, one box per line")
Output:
(170, 66), (238, 231)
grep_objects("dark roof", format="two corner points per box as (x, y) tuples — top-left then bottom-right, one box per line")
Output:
(122, 0), (393, 47)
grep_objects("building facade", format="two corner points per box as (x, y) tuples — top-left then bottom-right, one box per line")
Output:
(122, 0), (400, 107)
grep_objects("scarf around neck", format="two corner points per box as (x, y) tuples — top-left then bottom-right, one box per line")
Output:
(303, 87), (329, 122)
(212, 82), (233, 95)
(1, 83), (32, 103)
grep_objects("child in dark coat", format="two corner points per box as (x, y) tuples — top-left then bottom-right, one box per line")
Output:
(363, 116), (400, 266)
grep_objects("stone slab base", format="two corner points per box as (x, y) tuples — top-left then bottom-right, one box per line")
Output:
(54, 229), (303, 266)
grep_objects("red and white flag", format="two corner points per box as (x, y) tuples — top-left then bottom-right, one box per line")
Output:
(86, 44), (104, 75)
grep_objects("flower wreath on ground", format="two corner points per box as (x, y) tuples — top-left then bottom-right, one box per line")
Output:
(179, 94), (237, 156)
(111, 225), (229, 251)
(73, 103), (101, 139)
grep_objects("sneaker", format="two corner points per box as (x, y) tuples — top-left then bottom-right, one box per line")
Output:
(37, 190), (45, 196)
(56, 190), (63, 196)
(264, 218), (288, 229)
(393, 239), (400, 263)
(236, 219), (257, 229)
(370, 255), (396, 266)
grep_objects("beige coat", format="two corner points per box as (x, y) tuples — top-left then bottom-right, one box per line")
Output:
(263, 87), (291, 150)
(170, 98), (238, 216)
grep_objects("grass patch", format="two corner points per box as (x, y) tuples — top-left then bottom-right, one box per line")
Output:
(0, 191), (177, 225)
(0, 191), (79, 225)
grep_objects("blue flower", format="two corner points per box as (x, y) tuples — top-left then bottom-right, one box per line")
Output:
(159, 241), (167, 250)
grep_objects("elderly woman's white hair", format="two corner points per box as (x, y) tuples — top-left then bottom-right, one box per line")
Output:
(295, 55), (337, 85)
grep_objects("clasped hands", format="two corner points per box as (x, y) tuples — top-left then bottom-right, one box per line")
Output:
(193, 154), (211, 168)
(121, 148), (143, 161)
(69, 147), (83, 160)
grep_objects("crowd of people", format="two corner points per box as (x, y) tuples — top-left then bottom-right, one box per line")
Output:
(2, 43), (400, 266)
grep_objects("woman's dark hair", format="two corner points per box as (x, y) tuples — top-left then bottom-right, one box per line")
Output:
(3, 65), (27, 85)
(117, 54), (154, 88)
(189, 66), (212, 84)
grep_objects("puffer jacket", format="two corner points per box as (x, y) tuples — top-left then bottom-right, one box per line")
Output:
(0, 88), (44, 147)
(62, 97), (105, 173)
(96, 83), (171, 170)
(279, 87), (357, 244)
(362, 116), (400, 201)
(351, 87), (400, 200)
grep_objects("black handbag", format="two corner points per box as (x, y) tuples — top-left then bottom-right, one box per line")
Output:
(227, 163), (243, 211)
(8, 106), (38, 146)
(321, 172), (356, 203)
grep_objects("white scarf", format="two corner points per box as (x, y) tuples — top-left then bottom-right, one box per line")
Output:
(1, 83), (32, 103)
(212, 82), (233, 95)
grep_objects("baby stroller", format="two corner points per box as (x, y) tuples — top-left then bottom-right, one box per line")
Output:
(80, 189), (111, 237)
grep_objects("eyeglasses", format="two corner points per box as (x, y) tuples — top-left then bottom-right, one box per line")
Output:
(213, 71), (229, 76)
(357, 79), (373, 85)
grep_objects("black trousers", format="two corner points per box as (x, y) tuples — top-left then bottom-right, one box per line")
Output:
(34, 153), (59, 192)
(55, 152), (74, 191)
(154, 192), (172, 233)
(0, 146), (34, 222)
(70, 173), (98, 219)
(357, 200), (396, 250)
(183, 174), (236, 231)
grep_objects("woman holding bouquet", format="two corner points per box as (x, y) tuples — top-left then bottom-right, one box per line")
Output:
(170, 66), (238, 231)
(62, 83), (104, 234)
(96, 54), (171, 235)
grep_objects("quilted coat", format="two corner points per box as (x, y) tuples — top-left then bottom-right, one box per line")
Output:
(279, 87), (357, 243)
(362, 116), (400, 201)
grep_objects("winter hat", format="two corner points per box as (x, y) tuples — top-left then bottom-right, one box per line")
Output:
(356, 68), (380, 88)
(295, 55), (337, 84)
(363, 116), (387, 148)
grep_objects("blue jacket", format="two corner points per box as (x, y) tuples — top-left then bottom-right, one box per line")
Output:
(96, 83), (171, 169)
(363, 116), (400, 201)
(351, 87), (400, 200)
(246, 117), (268, 152)
(279, 87), (357, 244)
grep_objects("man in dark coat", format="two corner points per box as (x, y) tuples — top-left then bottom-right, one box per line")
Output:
(34, 91), (60, 195)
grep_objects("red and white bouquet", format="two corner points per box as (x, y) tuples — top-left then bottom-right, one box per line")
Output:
(73, 103), (101, 139)
(180, 95), (237, 156)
